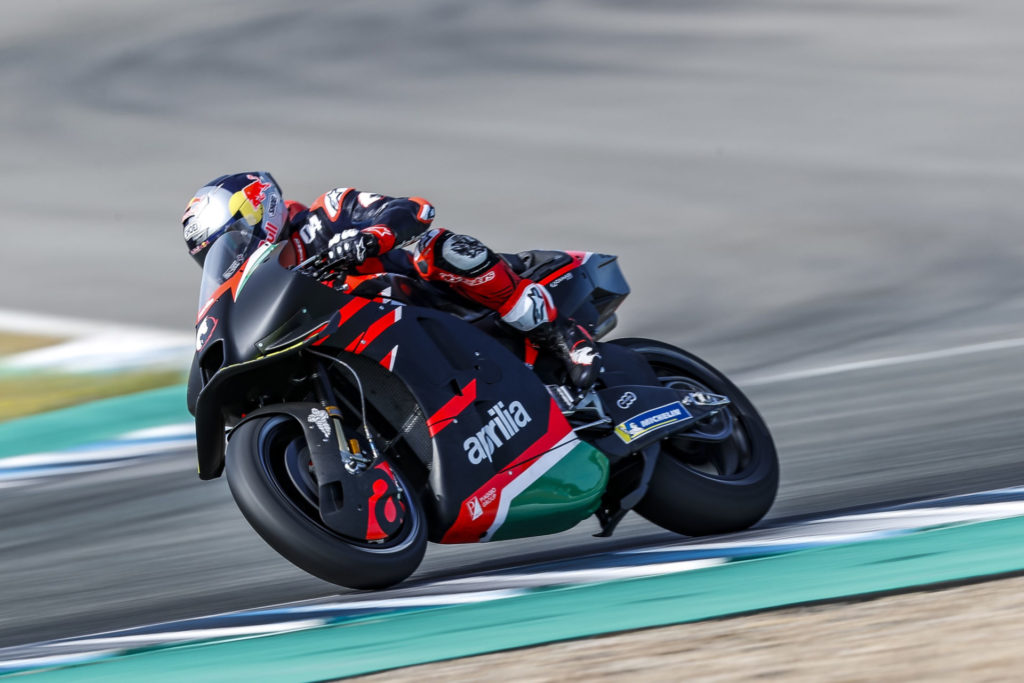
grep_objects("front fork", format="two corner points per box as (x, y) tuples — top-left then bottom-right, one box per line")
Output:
(305, 357), (406, 540)
(310, 360), (372, 473)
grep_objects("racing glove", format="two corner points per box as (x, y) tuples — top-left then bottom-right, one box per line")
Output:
(325, 229), (380, 268)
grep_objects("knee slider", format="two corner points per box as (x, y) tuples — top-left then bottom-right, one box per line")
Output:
(439, 233), (495, 275)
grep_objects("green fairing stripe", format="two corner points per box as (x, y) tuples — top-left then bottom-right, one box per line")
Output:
(490, 442), (608, 542)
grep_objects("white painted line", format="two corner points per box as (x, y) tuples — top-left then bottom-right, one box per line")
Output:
(0, 308), (187, 339)
(75, 621), (326, 647)
(740, 336), (1024, 386)
(0, 440), (193, 481)
(431, 559), (726, 586)
(278, 589), (527, 614)
(120, 423), (195, 440)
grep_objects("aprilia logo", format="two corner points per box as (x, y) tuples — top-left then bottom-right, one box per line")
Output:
(463, 401), (532, 464)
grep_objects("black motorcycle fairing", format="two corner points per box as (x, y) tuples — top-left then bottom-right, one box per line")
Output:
(189, 240), (577, 541)
(309, 302), (577, 541)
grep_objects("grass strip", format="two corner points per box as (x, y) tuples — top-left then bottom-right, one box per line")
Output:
(0, 370), (186, 422)
(0, 332), (66, 356)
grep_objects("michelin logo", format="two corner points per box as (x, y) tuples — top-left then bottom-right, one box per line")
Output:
(464, 401), (532, 464)
(614, 401), (692, 444)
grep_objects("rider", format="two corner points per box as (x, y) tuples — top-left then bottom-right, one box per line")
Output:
(182, 172), (600, 389)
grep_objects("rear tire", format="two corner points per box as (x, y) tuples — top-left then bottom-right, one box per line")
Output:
(610, 338), (779, 536)
(226, 415), (427, 589)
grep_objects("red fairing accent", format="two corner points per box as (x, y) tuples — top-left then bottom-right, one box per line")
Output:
(337, 297), (372, 325)
(426, 379), (478, 436)
(365, 478), (390, 541)
(379, 345), (398, 371)
(309, 297), (372, 347)
(345, 306), (402, 354)
(197, 268), (245, 323)
(441, 400), (573, 543)
(365, 461), (405, 541)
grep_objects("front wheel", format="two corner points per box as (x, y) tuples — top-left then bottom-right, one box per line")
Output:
(610, 338), (779, 536)
(225, 414), (427, 589)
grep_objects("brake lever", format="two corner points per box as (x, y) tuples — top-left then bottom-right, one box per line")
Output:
(299, 254), (353, 281)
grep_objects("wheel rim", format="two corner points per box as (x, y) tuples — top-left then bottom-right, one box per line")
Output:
(646, 360), (759, 482)
(257, 417), (421, 551)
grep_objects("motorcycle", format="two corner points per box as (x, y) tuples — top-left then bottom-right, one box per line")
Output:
(187, 232), (778, 589)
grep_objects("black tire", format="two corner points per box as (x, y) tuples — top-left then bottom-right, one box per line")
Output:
(225, 415), (427, 589)
(610, 338), (779, 536)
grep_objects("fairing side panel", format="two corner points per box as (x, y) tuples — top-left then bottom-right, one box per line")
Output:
(311, 301), (609, 543)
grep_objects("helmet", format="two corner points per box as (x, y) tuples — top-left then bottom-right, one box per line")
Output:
(182, 172), (286, 267)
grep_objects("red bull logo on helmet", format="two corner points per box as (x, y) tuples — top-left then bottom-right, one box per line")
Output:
(242, 175), (272, 208)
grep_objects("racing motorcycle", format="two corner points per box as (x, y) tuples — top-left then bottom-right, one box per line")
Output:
(188, 232), (778, 589)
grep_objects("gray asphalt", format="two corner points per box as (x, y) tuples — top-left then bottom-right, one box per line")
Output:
(2, 0), (1024, 650)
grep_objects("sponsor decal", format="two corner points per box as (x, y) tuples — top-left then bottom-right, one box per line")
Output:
(183, 222), (203, 241)
(466, 486), (498, 520)
(307, 408), (332, 442)
(548, 272), (574, 288)
(614, 401), (692, 444)
(438, 270), (497, 286)
(243, 175), (272, 208)
(195, 316), (218, 351)
(463, 401), (533, 464)
(616, 391), (637, 409)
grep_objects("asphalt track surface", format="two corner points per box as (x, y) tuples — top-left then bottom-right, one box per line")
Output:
(2, 0), (1024, 650)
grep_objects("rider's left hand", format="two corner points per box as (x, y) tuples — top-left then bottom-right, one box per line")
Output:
(326, 229), (379, 267)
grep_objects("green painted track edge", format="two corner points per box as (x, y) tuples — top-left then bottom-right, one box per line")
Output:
(17, 514), (1024, 681)
(0, 385), (189, 458)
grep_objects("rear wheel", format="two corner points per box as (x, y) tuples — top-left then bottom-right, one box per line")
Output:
(610, 338), (779, 536)
(225, 414), (426, 589)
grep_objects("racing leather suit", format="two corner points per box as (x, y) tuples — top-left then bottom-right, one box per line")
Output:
(282, 188), (599, 389)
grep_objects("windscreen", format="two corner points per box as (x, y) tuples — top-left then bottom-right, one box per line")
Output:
(197, 228), (256, 314)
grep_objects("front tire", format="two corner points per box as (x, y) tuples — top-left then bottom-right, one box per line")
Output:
(225, 415), (427, 589)
(610, 338), (779, 536)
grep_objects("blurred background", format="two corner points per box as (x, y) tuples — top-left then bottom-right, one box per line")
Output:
(2, 0), (1023, 651)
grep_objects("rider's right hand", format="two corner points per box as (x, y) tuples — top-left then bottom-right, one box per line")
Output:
(325, 229), (379, 268)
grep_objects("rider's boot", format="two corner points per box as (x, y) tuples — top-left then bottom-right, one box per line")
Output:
(527, 317), (601, 391)
(498, 279), (602, 391)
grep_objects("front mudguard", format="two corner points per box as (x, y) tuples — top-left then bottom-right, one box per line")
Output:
(230, 403), (405, 540)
